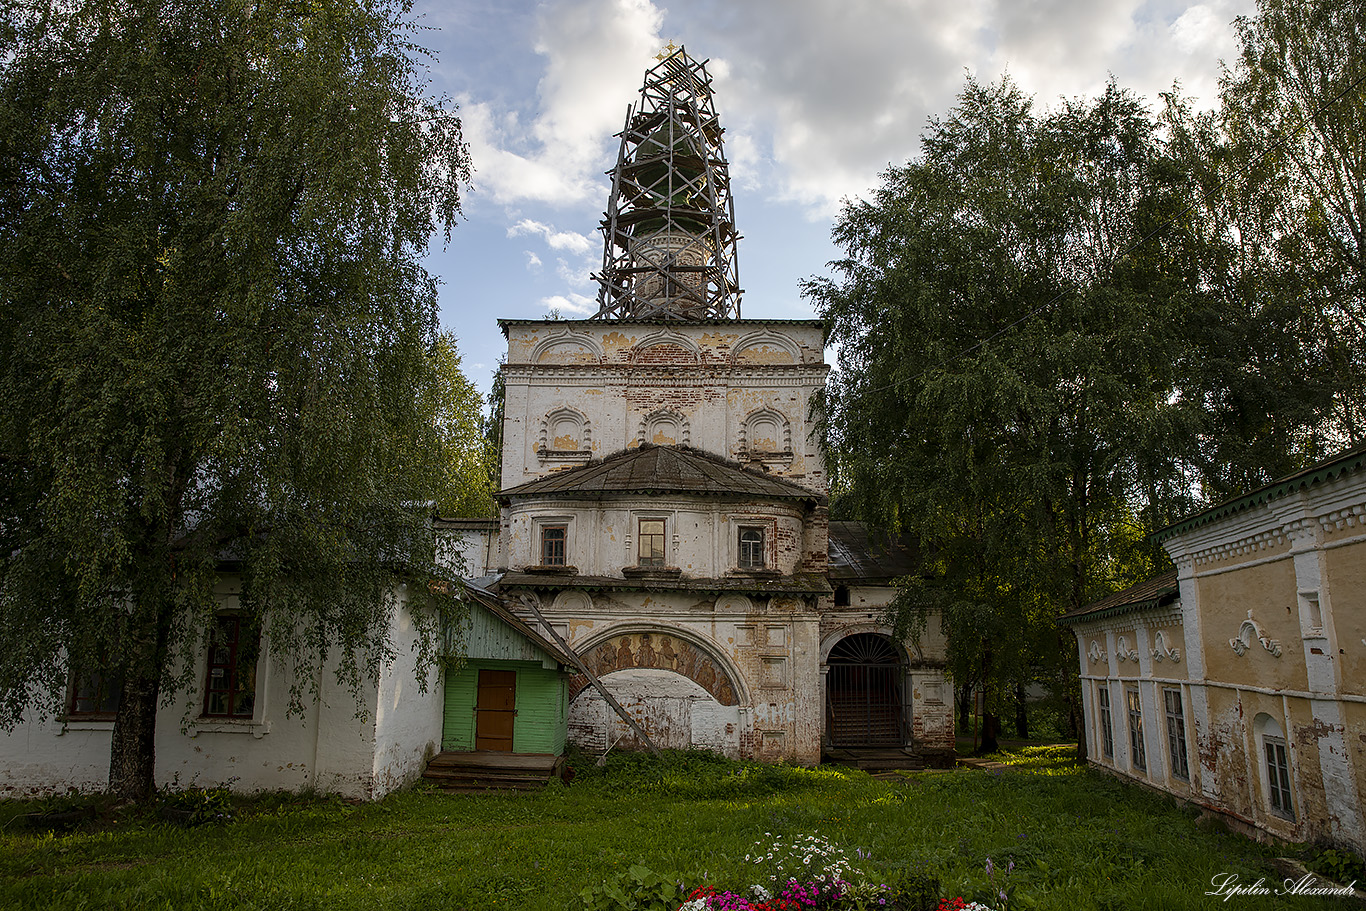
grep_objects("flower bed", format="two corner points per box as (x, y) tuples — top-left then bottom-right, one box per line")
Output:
(664, 833), (1000, 911)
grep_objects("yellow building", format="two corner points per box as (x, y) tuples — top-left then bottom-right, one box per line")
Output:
(1063, 444), (1366, 851)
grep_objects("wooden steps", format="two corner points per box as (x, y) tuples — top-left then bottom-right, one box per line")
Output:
(824, 747), (928, 773)
(422, 750), (564, 793)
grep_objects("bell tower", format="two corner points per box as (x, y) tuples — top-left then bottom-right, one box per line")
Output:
(593, 45), (742, 320)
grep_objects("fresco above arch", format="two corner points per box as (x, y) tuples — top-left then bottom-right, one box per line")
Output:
(569, 631), (739, 706)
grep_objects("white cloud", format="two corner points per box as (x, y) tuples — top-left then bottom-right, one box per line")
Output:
(523, 250), (543, 270)
(455, 0), (664, 207)
(507, 218), (595, 255)
(647, 0), (1252, 211)
(542, 293), (598, 316)
(555, 256), (596, 289)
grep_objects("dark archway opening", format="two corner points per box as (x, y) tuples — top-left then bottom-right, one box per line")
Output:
(826, 633), (903, 747)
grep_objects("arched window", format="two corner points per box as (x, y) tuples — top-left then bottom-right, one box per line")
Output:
(1254, 713), (1295, 819)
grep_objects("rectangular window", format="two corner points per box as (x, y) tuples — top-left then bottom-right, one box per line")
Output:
(738, 527), (765, 569)
(541, 525), (567, 566)
(1265, 737), (1294, 818)
(1164, 688), (1190, 781)
(638, 519), (666, 566)
(1127, 687), (1146, 772)
(1096, 686), (1114, 759)
(203, 616), (259, 719)
(69, 668), (124, 717)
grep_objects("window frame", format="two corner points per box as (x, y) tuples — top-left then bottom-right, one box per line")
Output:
(202, 615), (259, 720)
(637, 517), (667, 567)
(1126, 686), (1146, 772)
(737, 526), (766, 569)
(541, 524), (568, 567)
(67, 667), (124, 719)
(1096, 685), (1114, 760)
(1164, 687), (1190, 781)
(1264, 736), (1295, 819)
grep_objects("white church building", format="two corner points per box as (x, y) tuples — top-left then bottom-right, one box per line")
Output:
(0, 48), (951, 799)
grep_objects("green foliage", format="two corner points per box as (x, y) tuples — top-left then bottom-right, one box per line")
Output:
(428, 331), (496, 519)
(580, 864), (684, 911)
(571, 748), (851, 800)
(0, 750), (1342, 911)
(156, 785), (236, 827)
(1305, 847), (1366, 885)
(0, 0), (474, 799)
(809, 76), (1193, 724)
(1215, 0), (1366, 449)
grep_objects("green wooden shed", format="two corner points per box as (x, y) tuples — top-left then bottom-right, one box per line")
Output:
(441, 584), (573, 756)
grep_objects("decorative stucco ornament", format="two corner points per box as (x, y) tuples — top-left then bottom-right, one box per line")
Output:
(1151, 630), (1181, 663)
(1088, 640), (1107, 663)
(1230, 610), (1282, 658)
(1114, 636), (1139, 663)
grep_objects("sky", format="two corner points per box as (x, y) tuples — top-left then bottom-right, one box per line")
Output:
(410, 0), (1256, 400)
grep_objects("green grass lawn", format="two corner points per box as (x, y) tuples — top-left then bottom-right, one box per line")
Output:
(0, 744), (1354, 911)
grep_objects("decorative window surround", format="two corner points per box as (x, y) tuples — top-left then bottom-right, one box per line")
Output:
(637, 409), (690, 447)
(1230, 610), (1282, 658)
(736, 408), (793, 466)
(538, 408), (593, 462)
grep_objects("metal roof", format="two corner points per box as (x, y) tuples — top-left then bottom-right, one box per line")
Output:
(496, 445), (823, 504)
(828, 520), (919, 583)
(1059, 569), (1180, 624)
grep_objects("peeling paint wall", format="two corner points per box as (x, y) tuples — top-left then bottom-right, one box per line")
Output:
(1073, 467), (1366, 852)
(499, 320), (829, 493)
(540, 590), (823, 765)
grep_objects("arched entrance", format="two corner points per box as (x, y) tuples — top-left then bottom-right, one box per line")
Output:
(826, 633), (903, 747)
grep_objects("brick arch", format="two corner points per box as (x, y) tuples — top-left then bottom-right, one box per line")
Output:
(569, 626), (744, 707)
(631, 329), (701, 365)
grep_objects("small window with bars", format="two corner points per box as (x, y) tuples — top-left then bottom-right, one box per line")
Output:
(1127, 687), (1146, 772)
(638, 519), (666, 566)
(1164, 688), (1190, 781)
(738, 527), (765, 569)
(1265, 736), (1294, 818)
(1096, 686), (1114, 759)
(541, 525), (567, 566)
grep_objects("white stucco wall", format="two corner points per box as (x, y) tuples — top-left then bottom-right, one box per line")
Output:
(504, 497), (808, 578)
(0, 589), (443, 800)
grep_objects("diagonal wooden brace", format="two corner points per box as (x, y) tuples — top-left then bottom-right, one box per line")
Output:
(514, 594), (661, 756)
